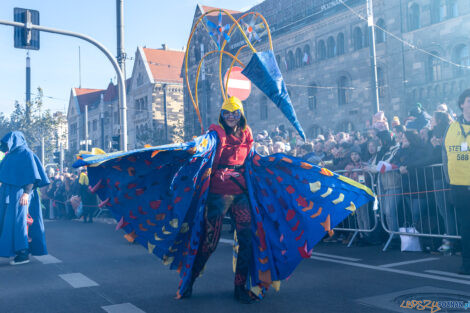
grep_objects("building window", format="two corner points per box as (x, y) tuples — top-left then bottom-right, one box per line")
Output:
(453, 44), (469, 77)
(337, 76), (349, 106)
(327, 36), (336, 58)
(135, 96), (148, 113)
(260, 100), (268, 120)
(408, 3), (420, 31)
(336, 121), (354, 133)
(295, 48), (303, 68)
(377, 67), (385, 98)
(303, 45), (311, 65)
(337, 33), (345, 55)
(376, 19), (386, 43)
(93, 120), (97, 131)
(137, 73), (144, 86)
(446, 0), (458, 18)
(430, 0), (445, 24)
(317, 40), (326, 61)
(363, 25), (369, 47)
(353, 27), (363, 51)
(308, 83), (318, 110)
(287, 50), (295, 70)
(427, 52), (442, 82)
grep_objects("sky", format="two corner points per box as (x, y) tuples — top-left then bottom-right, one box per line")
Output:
(0, 0), (263, 117)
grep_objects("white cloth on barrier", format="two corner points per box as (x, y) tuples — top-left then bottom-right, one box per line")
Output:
(399, 227), (422, 252)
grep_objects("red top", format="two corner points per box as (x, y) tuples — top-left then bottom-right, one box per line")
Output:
(209, 124), (253, 195)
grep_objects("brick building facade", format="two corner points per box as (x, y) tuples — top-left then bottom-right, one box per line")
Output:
(184, 0), (470, 139)
(67, 46), (184, 153)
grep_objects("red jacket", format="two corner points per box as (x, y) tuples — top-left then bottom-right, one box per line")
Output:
(209, 124), (253, 195)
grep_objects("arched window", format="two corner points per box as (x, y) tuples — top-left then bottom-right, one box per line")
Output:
(327, 36), (336, 58)
(446, 0), (458, 18)
(364, 25), (370, 47)
(376, 19), (386, 43)
(317, 40), (326, 61)
(377, 67), (385, 98)
(303, 45), (311, 65)
(287, 50), (295, 71)
(427, 52), (442, 82)
(453, 44), (469, 77)
(308, 125), (322, 138)
(295, 48), (303, 68)
(430, 0), (445, 24)
(353, 27), (363, 51)
(336, 121), (354, 132)
(408, 3), (420, 31)
(434, 84), (441, 100)
(260, 100), (268, 120)
(337, 33), (345, 55)
(308, 83), (318, 110)
(337, 76), (349, 106)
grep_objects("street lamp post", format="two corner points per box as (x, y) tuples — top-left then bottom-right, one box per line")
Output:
(0, 19), (128, 151)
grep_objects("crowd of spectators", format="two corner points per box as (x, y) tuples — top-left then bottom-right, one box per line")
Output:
(254, 102), (459, 253)
(39, 168), (99, 223)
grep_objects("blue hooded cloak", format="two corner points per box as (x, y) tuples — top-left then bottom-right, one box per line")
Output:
(73, 131), (374, 296)
(0, 131), (49, 257)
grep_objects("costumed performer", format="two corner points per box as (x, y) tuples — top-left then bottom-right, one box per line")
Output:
(0, 131), (49, 265)
(178, 96), (256, 303)
(73, 97), (374, 303)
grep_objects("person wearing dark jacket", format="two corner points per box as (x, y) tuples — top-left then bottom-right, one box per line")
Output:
(396, 130), (433, 231)
(443, 89), (470, 275)
(78, 170), (98, 223)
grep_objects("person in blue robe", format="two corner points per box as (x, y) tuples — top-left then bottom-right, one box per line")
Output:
(0, 131), (49, 265)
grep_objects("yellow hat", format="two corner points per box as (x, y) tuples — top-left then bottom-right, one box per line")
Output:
(219, 96), (247, 130)
(221, 96), (244, 115)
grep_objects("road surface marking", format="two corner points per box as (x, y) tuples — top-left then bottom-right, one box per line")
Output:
(425, 270), (470, 279)
(378, 257), (439, 268)
(310, 256), (470, 286)
(220, 238), (234, 245)
(310, 252), (361, 262)
(33, 254), (62, 264)
(59, 273), (99, 288)
(102, 303), (146, 313)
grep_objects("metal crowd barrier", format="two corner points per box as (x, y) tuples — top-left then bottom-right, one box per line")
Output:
(376, 163), (461, 251)
(333, 168), (379, 247)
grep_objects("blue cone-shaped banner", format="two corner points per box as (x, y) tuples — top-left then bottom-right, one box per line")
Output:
(242, 51), (306, 140)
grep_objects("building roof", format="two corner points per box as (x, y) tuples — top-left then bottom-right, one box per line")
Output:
(74, 88), (104, 113)
(142, 48), (185, 83)
(200, 5), (241, 16)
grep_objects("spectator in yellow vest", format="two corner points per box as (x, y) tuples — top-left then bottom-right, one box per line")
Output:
(443, 89), (470, 275)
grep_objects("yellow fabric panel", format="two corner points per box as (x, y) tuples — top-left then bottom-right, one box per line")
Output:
(79, 172), (89, 185)
(444, 122), (470, 186)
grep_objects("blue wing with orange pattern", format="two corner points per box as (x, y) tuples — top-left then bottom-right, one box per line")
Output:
(73, 133), (218, 296)
(243, 151), (374, 293)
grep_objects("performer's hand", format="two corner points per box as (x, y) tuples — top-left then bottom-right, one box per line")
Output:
(20, 193), (29, 206)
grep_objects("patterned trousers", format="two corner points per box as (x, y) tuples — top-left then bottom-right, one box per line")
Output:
(191, 192), (252, 287)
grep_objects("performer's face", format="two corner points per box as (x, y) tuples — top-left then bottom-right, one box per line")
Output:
(222, 110), (241, 128)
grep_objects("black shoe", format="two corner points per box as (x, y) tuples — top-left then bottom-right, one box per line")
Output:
(234, 286), (256, 304)
(10, 250), (30, 265)
(458, 266), (470, 275)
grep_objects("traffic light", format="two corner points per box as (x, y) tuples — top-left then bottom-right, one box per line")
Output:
(112, 135), (120, 151)
(53, 151), (60, 164)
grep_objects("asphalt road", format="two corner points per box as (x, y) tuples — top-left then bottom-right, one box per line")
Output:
(1, 218), (469, 313)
